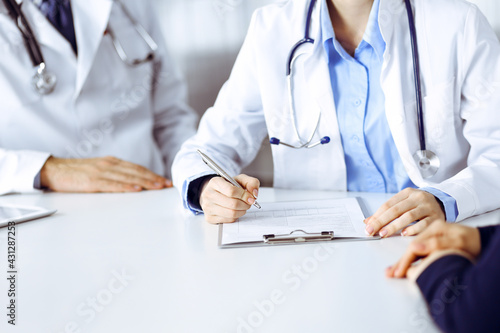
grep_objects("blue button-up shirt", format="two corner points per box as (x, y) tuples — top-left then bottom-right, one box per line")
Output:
(320, 0), (458, 221)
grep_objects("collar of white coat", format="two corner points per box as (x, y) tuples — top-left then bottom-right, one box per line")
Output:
(22, 0), (113, 98)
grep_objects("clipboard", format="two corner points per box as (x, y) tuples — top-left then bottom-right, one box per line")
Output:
(218, 226), (380, 248)
(217, 198), (380, 248)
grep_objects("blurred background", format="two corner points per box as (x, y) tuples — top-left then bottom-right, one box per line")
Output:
(152, 0), (500, 186)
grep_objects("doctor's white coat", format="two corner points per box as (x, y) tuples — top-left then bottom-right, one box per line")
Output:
(0, 0), (197, 194)
(172, 0), (500, 221)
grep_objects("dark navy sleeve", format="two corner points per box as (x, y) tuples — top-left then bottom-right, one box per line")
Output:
(416, 225), (500, 333)
(186, 175), (218, 212)
(478, 225), (499, 250)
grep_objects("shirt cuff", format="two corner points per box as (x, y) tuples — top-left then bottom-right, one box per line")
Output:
(181, 172), (217, 215)
(33, 171), (42, 190)
(421, 187), (459, 222)
(187, 174), (218, 213)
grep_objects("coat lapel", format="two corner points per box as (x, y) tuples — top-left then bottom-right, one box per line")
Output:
(71, 0), (113, 97)
(21, 0), (76, 63)
(379, 0), (424, 185)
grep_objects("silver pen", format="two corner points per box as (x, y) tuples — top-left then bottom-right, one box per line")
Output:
(197, 149), (261, 209)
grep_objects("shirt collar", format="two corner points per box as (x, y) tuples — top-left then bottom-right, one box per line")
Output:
(320, 0), (386, 60)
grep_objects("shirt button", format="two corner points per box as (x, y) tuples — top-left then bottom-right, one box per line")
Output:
(351, 135), (360, 143)
(354, 99), (362, 107)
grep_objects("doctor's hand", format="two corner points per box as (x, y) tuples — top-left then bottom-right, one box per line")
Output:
(386, 221), (480, 279)
(200, 174), (260, 224)
(364, 188), (445, 238)
(40, 156), (172, 193)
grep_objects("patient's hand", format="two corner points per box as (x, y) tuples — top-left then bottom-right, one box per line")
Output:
(386, 221), (481, 279)
(40, 156), (171, 193)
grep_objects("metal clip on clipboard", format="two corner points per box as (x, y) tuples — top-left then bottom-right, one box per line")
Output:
(263, 230), (334, 244)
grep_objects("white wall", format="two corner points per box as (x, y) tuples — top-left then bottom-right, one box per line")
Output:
(152, 0), (500, 185)
(153, 0), (276, 184)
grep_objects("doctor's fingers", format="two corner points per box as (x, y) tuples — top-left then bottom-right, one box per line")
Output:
(234, 174), (261, 199)
(84, 179), (144, 193)
(203, 205), (249, 224)
(105, 158), (171, 187)
(367, 189), (441, 237)
(201, 187), (250, 224)
(99, 170), (166, 190)
(209, 177), (257, 205)
(365, 197), (418, 237)
(202, 185), (252, 210)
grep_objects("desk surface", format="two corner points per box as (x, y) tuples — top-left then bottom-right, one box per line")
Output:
(0, 188), (498, 333)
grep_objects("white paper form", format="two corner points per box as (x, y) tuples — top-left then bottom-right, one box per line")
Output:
(220, 198), (371, 246)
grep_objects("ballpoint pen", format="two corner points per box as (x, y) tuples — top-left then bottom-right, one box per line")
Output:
(197, 149), (261, 209)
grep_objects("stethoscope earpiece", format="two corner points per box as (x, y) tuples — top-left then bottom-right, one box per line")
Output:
(270, 136), (330, 149)
(320, 137), (331, 145)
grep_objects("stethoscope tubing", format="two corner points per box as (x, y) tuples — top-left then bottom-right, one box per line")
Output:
(286, 0), (316, 75)
(404, 0), (426, 152)
(2, 0), (45, 67)
(1, 0), (158, 95)
(273, 0), (439, 178)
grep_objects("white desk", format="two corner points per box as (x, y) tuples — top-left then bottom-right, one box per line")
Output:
(0, 188), (498, 333)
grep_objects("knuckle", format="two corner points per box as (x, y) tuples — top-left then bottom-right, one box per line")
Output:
(391, 205), (403, 216)
(429, 237), (440, 250)
(228, 200), (241, 211)
(406, 211), (418, 222)
(371, 218), (383, 228)
(383, 225), (394, 234)
(405, 226), (415, 236)
(416, 191), (427, 200)
(380, 203), (391, 212)
(228, 187), (240, 198)
(421, 219), (430, 228)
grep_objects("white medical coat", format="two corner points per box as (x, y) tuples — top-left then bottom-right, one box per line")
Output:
(172, 0), (500, 221)
(0, 0), (197, 194)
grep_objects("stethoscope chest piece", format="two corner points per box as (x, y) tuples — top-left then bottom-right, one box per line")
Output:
(32, 62), (57, 95)
(413, 150), (440, 179)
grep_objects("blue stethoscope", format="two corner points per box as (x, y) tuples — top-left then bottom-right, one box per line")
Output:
(270, 0), (440, 179)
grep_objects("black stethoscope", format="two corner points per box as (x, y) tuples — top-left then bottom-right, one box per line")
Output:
(1, 0), (158, 95)
(2, 0), (57, 95)
(269, 0), (440, 179)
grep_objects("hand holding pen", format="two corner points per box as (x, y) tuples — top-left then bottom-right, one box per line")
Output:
(197, 150), (261, 224)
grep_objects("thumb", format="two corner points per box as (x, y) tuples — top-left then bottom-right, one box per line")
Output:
(234, 174), (261, 198)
